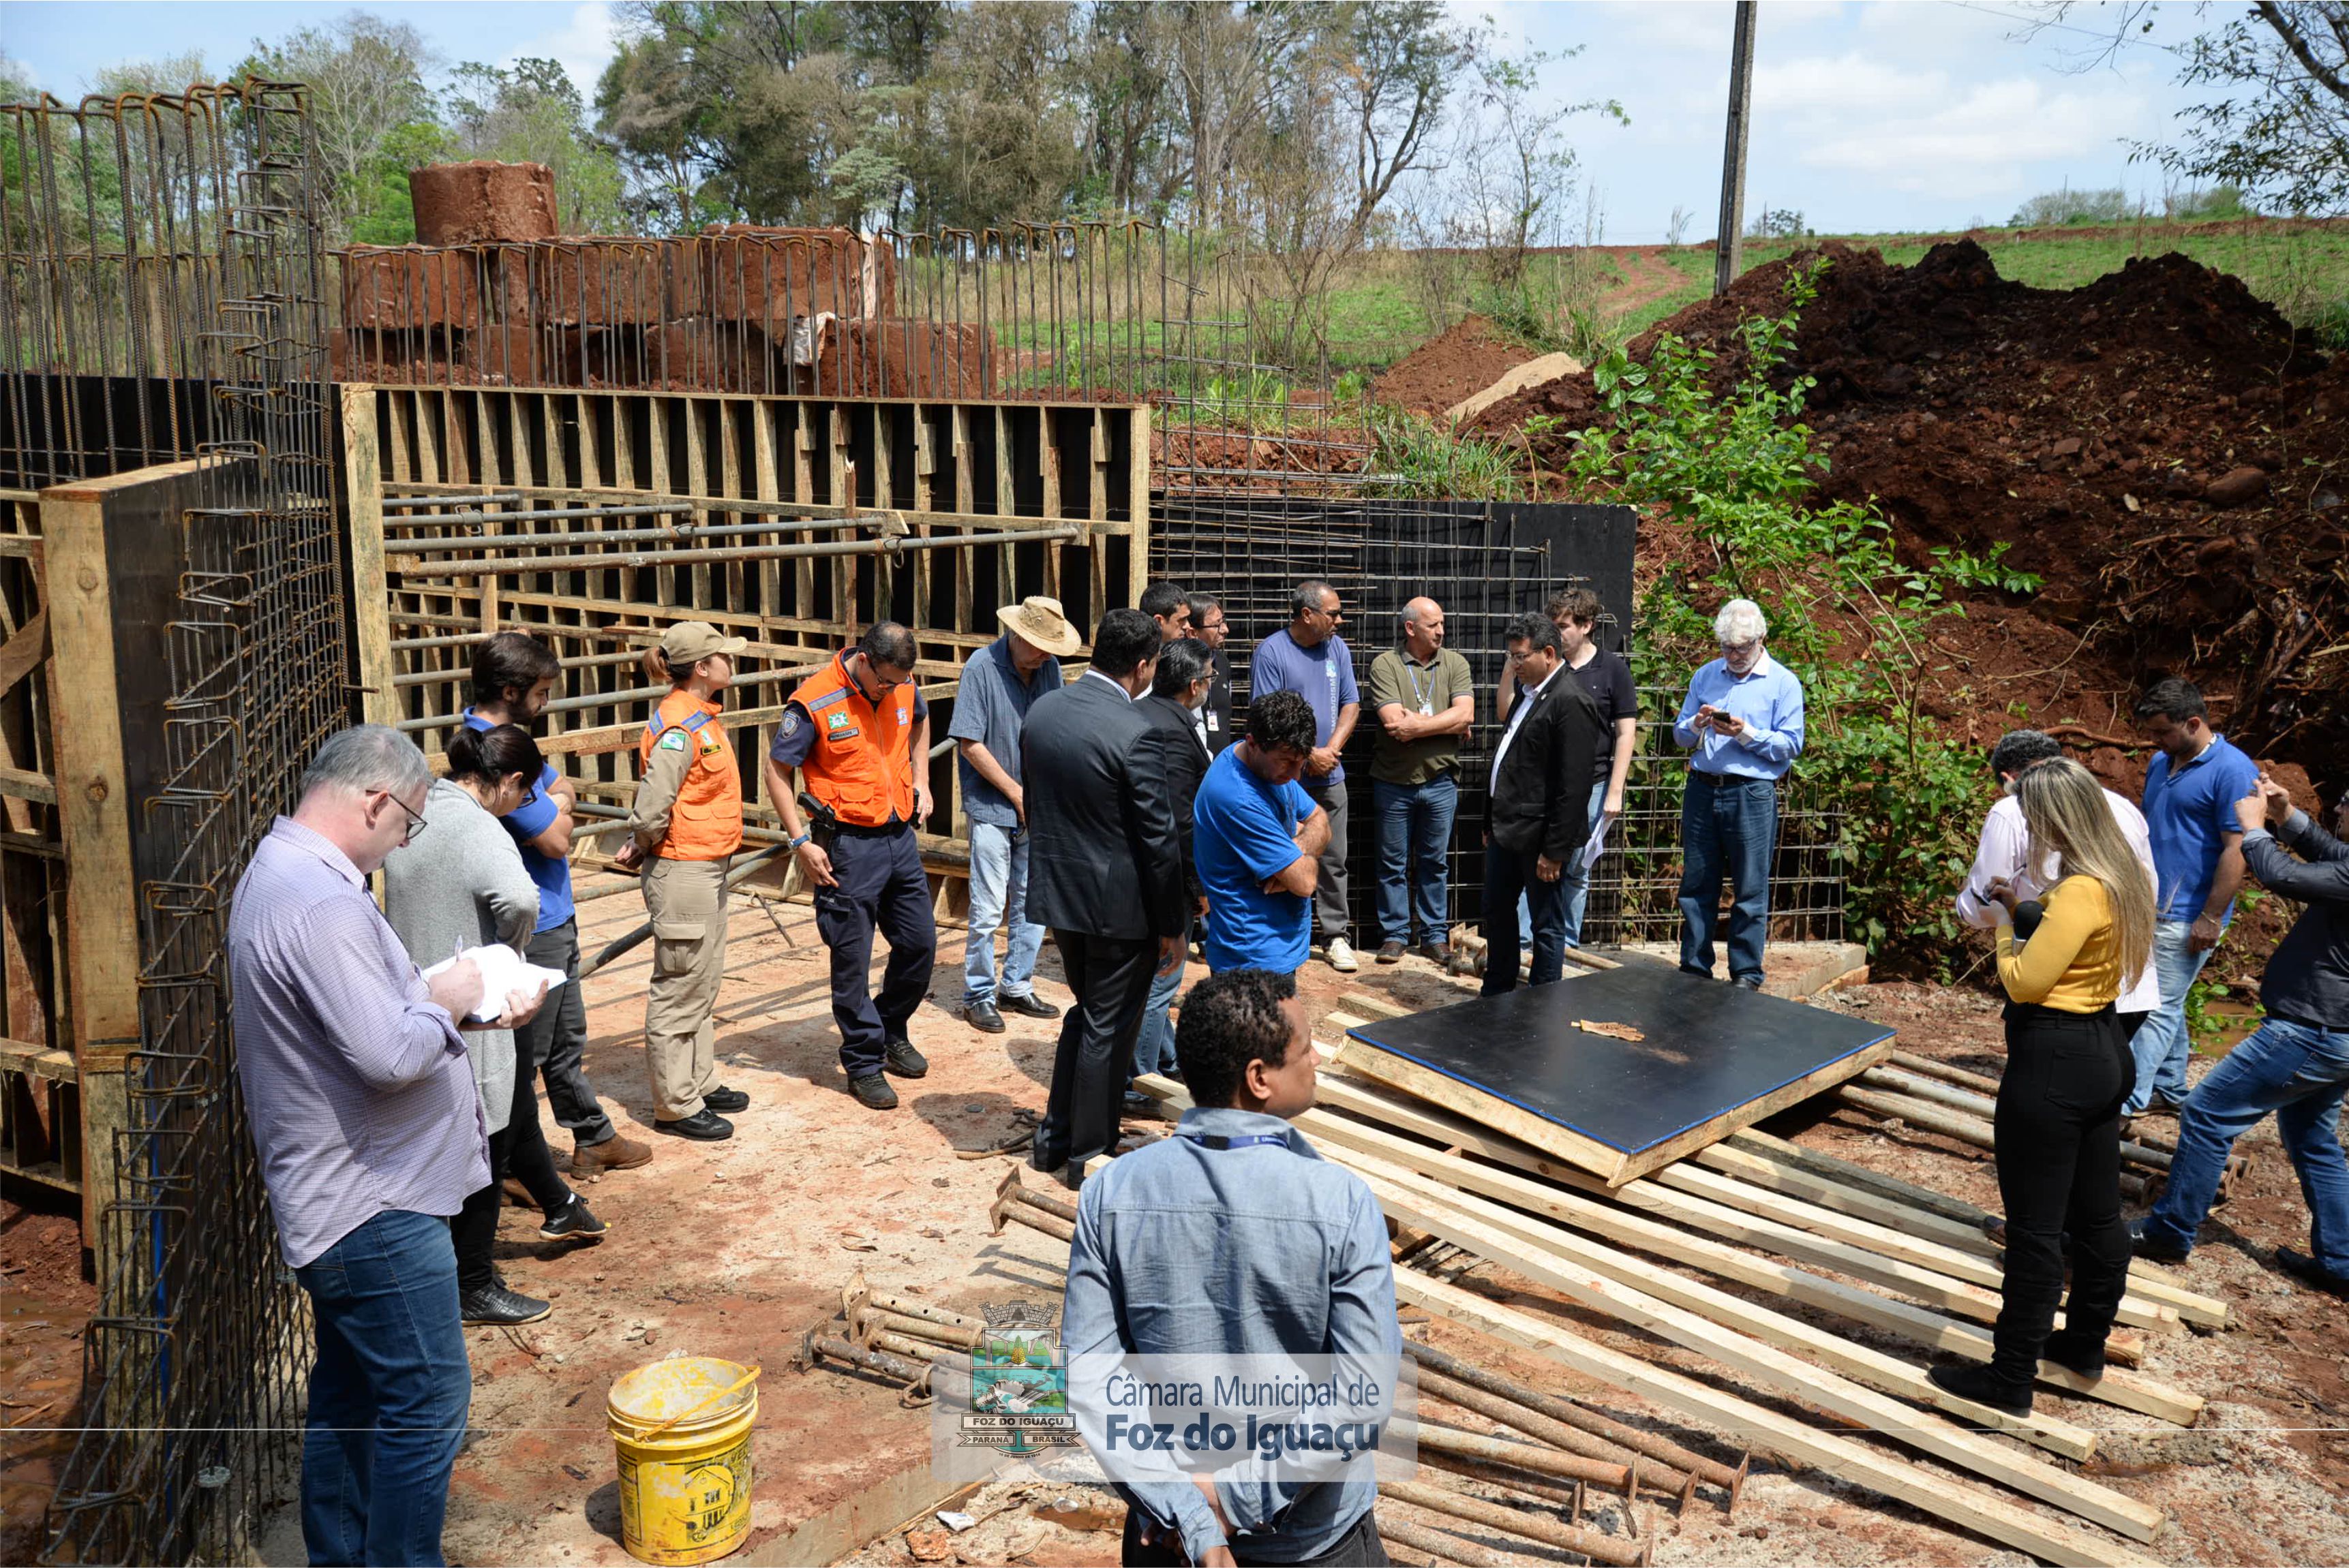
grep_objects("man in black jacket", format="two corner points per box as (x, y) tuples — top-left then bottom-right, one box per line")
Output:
(2136, 773), (2349, 1298)
(1482, 614), (1602, 996)
(1130, 639), (1215, 1088)
(1022, 610), (1189, 1178)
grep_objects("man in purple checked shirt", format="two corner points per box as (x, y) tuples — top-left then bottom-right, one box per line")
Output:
(228, 725), (545, 1567)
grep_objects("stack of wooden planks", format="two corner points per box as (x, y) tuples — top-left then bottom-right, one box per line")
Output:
(998, 991), (2230, 1566)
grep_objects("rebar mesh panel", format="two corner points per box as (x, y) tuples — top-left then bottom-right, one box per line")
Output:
(26, 80), (342, 1567)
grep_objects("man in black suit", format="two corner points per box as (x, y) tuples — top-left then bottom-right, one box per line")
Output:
(1022, 609), (1189, 1178)
(1483, 613), (1603, 996)
(1130, 639), (1215, 1090)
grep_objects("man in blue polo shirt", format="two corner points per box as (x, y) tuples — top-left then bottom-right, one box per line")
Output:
(1249, 580), (1361, 972)
(464, 634), (651, 1175)
(1193, 692), (1331, 977)
(2129, 677), (2262, 1117)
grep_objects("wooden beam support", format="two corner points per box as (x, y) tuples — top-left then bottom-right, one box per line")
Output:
(1396, 1270), (2166, 1568)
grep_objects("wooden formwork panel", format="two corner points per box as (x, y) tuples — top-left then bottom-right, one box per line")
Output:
(349, 385), (1151, 865)
(0, 493), (74, 1200)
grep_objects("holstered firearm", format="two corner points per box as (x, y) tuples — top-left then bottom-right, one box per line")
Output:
(797, 791), (840, 852)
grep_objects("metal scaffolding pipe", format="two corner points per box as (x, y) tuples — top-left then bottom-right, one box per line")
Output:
(387, 527), (1081, 580)
(397, 661), (821, 732)
(380, 502), (695, 531)
(382, 491), (525, 509)
(383, 517), (861, 554)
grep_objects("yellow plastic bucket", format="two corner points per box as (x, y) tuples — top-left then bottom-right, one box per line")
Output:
(607, 1357), (759, 1565)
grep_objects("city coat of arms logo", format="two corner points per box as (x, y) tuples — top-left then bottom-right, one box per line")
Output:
(959, 1300), (1078, 1457)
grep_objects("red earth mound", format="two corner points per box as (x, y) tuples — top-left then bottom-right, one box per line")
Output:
(1479, 239), (2348, 793)
(1372, 313), (1536, 416)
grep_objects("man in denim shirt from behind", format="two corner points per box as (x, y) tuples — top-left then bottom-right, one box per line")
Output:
(1064, 970), (1397, 1565)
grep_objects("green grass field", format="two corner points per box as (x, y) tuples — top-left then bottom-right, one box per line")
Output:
(1323, 221), (2349, 377)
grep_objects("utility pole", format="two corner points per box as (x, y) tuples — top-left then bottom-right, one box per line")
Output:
(1714, 0), (1757, 297)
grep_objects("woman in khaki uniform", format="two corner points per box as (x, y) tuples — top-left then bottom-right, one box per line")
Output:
(619, 621), (752, 1141)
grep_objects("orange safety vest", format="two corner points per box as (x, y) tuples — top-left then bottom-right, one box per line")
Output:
(788, 651), (918, 828)
(637, 690), (743, 861)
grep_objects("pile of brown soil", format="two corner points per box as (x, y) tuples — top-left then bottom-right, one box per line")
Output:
(1478, 239), (2349, 792)
(1373, 313), (1536, 416)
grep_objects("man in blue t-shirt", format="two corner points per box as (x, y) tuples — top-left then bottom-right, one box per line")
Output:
(2129, 677), (2264, 1116)
(1248, 580), (1361, 972)
(1192, 691), (1331, 976)
(466, 633), (651, 1175)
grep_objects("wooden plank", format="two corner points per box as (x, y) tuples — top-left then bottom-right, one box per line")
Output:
(1365, 1165), (2162, 1541)
(1397, 1272), (2166, 1568)
(1312, 1072), (2155, 1340)
(0, 767), (57, 804)
(1649, 1160), (2183, 1332)
(342, 384), (397, 728)
(1362, 1150), (2114, 1474)
(1337, 1037), (1630, 1183)
(0, 1037), (75, 1080)
(1298, 1107), (2200, 1427)
(1729, 1127), (1995, 1226)
(0, 609), (50, 703)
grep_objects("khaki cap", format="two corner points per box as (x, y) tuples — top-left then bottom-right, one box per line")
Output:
(997, 596), (1082, 658)
(661, 620), (748, 665)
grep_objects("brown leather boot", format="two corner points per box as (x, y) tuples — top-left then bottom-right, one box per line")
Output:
(573, 1133), (653, 1173)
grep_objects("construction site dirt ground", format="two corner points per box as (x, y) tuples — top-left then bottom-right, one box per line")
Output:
(6, 899), (2349, 1567)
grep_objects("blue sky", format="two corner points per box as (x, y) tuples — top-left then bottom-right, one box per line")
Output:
(0, 0), (2235, 241)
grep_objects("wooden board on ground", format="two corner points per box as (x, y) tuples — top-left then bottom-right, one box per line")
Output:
(1338, 964), (1895, 1184)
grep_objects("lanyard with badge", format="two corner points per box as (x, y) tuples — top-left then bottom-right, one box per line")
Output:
(1404, 660), (1436, 718)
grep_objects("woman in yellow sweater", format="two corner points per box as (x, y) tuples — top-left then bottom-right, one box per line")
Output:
(1928, 758), (2154, 1416)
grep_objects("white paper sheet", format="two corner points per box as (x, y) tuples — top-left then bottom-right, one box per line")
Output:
(1579, 810), (1618, 873)
(421, 944), (566, 1022)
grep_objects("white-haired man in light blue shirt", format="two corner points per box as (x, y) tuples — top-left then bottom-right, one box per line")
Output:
(1673, 599), (1805, 989)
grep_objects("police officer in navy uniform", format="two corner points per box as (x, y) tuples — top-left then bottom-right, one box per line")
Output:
(766, 621), (937, 1110)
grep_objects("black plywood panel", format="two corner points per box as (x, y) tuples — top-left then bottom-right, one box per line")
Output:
(1343, 966), (1895, 1157)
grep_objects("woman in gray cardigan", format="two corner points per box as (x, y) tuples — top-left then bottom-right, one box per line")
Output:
(386, 724), (602, 1327)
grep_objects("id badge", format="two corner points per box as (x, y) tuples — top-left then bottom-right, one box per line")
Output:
(1418, 700), (1434, 717)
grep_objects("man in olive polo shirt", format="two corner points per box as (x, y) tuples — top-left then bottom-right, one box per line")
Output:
(1367, 596), (1474, 966)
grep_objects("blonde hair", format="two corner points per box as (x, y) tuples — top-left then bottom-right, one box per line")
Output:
(2015, 759), (2154, 989)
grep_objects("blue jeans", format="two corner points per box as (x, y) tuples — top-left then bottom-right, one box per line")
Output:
(1483, 838), (1566, 994)
(1133, 959), (1185, 1079)
(294, 1209), (471, 1567)
(2140, 1016), (2349, 1278)
(1373, 775), (1457, 947)
(963, 820), (1044, 1006)
(2126, 919), (2213, 1115)
(1556, 778), (1611, 948)
(1678, 773), (1778, 983)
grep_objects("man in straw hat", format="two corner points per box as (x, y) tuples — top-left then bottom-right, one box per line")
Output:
(950, 597), (1078, 1035)
(768, 622), (938, 1111)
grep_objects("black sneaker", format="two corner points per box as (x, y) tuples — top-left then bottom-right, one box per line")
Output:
(850, 1073), (899, 1109)
(2040, 1329), (2107, 1380)
(461, 1284), (552, 1327)
(883, 1037), (929, 1078)
(539, 1195), (607, 1243)
(1000, 993), (1061, 1021)
(2130, 1221), (2190, 1265)
(703, 1086), (749, 1113)
(965, 1000), (1006, 1034)
(1926, 1360), (2032, 1416)
(2275, 1247), (2349, 1301)
(654, 1109), (733, 1141)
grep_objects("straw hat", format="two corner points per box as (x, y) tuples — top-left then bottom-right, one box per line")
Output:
(996, 596), (1082, 658)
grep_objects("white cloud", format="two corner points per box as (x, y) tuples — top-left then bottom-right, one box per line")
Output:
(502, 1), (620, 97)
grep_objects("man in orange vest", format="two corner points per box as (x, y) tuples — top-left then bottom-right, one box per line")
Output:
(766, 621), (937, 1110)
(621, 621), (753, 1142)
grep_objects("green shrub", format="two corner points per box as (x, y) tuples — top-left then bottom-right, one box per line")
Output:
(1566, 260), (2040, 970)
(1363, 410), (1525, 502)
